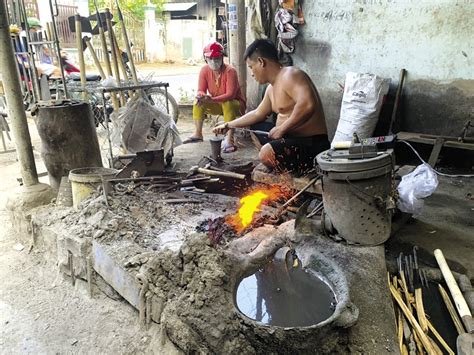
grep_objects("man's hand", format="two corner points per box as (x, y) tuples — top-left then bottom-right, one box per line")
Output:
(213, 122), (229, 135)
(268, 126), (285, 140)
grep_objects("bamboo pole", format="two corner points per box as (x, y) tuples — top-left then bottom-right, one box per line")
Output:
(93, 0), (118, 110)
(114, 0), (139, 85)
(438, 284), (465, 335)
(75, 14), (87, 101)
(84, 37), (105, 78)
(389, 284), (435, 353)
(414, 288), (429, 333)
(105, 8), (125, 106)
(427, 319), (455, 355)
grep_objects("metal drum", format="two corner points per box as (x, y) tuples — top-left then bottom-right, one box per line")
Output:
(316, 149), (395, 246)
(35, 100), (102, 190)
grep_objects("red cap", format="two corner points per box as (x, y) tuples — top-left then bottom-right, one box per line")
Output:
(203, 42), (224, 58)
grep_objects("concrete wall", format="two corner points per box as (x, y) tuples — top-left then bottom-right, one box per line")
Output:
(249, 1), (473, 138)
(164, 19), (212, 62)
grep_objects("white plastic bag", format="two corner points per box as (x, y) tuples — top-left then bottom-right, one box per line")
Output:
(101, 76), (117, 88)
(332, 72), (390, 143)
(397, 163), (439, 215)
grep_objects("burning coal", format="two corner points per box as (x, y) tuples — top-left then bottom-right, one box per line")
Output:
(226, 186), (287, 233)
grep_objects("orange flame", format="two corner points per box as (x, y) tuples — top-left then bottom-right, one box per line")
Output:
(226, 186), (285, 233)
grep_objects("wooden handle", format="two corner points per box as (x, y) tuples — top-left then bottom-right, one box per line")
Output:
(434, 249), (473, 333)
(196, 168), (246, 180)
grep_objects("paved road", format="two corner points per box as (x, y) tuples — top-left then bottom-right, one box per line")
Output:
(137, 70), (198, 104)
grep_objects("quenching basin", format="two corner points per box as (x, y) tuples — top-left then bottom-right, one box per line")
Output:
(236, 259), (336, 327)
(233, 247), (359, 353)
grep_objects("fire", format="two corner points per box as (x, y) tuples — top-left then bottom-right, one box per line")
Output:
(226, 186), (285, 233)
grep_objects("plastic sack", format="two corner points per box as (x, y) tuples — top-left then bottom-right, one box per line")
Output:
(397, 163), (439, 215)
(101, 76), (117, 88)
(332, 72), (390, 143)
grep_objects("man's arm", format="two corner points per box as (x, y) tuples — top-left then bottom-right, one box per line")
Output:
(269, 70), (317, 139)
(213, 86), (273, 133)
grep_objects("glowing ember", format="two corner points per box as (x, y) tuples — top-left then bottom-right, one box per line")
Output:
(226, 187), (284, 233)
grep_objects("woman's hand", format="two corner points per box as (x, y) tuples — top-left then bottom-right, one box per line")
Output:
(212, 122), (229, 135)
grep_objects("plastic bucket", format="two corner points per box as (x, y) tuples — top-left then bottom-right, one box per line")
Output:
(69, 167), (117, 209)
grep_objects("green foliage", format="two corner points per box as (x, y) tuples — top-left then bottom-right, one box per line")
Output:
(88, 0), (164, 21)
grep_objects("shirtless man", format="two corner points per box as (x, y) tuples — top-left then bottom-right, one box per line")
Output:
(213, 39), (329, 173)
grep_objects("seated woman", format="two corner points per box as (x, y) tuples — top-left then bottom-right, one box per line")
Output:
(183, 42), (246, 153)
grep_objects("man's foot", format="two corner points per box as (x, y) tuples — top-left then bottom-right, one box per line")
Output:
(182, 136), (203, 144)
(222, 140), (237, 153)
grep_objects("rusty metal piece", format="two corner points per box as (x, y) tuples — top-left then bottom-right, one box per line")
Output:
(116, 150), (165, 178)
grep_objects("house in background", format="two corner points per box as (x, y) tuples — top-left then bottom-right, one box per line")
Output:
(158, 0), (227, 62)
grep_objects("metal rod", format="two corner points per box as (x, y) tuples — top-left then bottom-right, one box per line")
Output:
(48, 1), (68, 98)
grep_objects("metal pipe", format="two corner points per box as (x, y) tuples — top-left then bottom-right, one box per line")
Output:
(0, 1), (38, 186)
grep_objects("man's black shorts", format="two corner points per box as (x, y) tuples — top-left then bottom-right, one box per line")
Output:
(251, 122), (330, 174)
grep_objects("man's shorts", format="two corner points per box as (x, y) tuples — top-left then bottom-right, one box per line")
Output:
(251, 122), (330, 174)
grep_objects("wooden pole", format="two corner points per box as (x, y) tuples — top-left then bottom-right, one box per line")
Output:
(75, 14), (87, 101)
(115, 0), (139, 85)
(0, 1), (38, 185)
(105, 8), (125, 106)
(84, 37), (105, 79)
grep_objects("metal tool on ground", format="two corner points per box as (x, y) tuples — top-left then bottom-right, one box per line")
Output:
(271, 176), (320, 220)
(188, 165), (246, 180)
(115, 149), (165, 178)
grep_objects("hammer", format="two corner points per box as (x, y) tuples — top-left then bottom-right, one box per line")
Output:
(189, 166), (246, 180)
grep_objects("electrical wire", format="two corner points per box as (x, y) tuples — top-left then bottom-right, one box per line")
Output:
(398, 140), (474, 178)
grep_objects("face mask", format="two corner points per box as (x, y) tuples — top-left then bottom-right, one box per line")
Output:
(208, 58), (223, 71)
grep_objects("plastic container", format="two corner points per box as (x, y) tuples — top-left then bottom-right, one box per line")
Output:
(69, 167), (117, 209)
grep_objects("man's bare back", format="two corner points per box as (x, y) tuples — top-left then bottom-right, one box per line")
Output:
(268, 67), (327, 137)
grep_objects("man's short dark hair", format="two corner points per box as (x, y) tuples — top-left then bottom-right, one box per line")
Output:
(244, 39), (279, 62)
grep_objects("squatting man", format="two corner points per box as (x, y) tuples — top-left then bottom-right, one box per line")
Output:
(214, 39), (330, 174)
